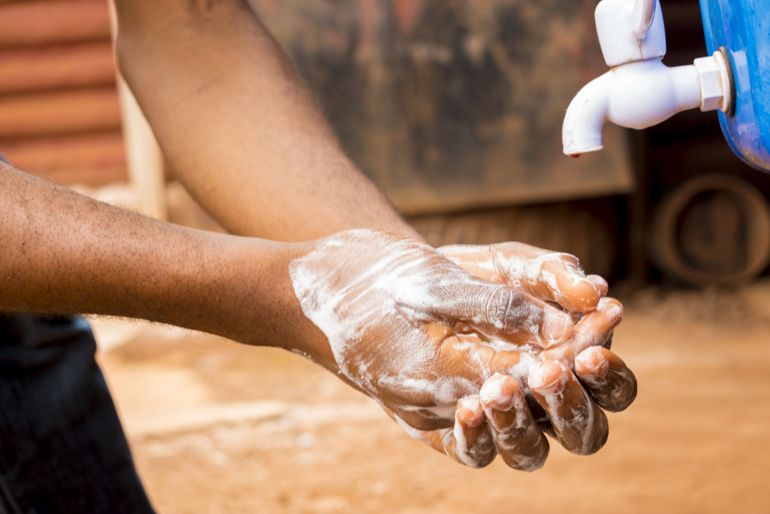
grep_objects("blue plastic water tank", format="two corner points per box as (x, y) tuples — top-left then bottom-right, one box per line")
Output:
(700, 0), (770, 171)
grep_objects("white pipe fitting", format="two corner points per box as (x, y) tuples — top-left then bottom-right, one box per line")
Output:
(694, 50), (733, 113)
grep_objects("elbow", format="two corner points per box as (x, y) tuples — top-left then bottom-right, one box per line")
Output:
(562, 72), (611, 157)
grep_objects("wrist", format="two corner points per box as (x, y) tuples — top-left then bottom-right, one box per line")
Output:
(277, 240), (338, 368)
(214, 236), (336, 367)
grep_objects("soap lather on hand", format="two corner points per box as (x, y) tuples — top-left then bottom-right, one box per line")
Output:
(289, 229), (636, 471)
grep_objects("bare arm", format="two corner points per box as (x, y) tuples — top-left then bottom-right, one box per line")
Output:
(113, 0), (417, 241)
(0, 160), (324, 357)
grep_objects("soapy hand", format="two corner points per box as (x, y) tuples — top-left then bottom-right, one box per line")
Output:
(439, 242), (636, 410)
(289, 230), (575, 417)
(289, 231), (635, 471)
(396, 242), (637, 470)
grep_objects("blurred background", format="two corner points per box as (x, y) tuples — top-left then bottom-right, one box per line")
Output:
(1, 0), (769, 512)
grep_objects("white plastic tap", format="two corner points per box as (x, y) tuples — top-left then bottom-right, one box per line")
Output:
(562, 0), (734, 156)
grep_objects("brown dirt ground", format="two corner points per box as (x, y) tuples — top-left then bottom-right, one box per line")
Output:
(96, 282), (770, 514)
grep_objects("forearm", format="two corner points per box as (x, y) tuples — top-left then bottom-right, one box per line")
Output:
(113, 0), (418, 241)
(0, 162), (323, 354)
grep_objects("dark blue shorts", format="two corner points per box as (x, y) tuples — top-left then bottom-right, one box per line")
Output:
(0, 314), (155, 514)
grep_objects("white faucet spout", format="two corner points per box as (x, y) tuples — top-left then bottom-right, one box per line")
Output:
(562, 72), (611, 157)
(562, 57), (731, 157)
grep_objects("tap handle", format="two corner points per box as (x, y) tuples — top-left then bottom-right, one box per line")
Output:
(595, 0), (666, 67)
(631, 0), (656, 39)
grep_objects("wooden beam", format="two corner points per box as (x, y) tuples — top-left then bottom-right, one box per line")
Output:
(0, 88), (121, 139)
(0, 0), (111, 49)
(32, 163), (126, 187)
(115, 75), (167, 219)
(0, 42), (116, 94)
(0, 131), (126, 183)
(108, 0), (167, 219)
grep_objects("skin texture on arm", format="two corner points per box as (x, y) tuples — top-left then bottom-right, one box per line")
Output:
(0, 160), (317, 354)
(112, 0), (417, 241)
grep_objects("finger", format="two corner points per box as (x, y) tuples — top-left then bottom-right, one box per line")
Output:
(543, 297), (624, 363)
(587, 274), (609, 298)
(575, 346), (637, 412)
(436, 333), (536, 385)
(486, 244), (603, 313)
(528, 360), (608, 455)
(495, 249), (604, 313)
(445, 396), (497, 468)
(480, 373), (549, 471)
(437, 244), (501, 282)
(397, 396), (497, 468)
(570, 297), (623, 355)
(388, 405), (454, 431)
(442, 343), (550, 428)
(417, 280), (574, 347)
(436, 333), (494, 381)
(439, 243), (606, 314)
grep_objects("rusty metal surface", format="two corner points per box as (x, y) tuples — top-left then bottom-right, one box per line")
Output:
(251, 0), (633, 214)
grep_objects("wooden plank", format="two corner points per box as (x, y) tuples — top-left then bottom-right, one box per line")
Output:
(107, 0), (167, 219)
(0, 41), (116, 94)
(0, 87), (121, 138)
(115, 75), (167, 219)
(0, 131), (125, 176)
(0, 0), (111, 48)
(34, 163), (126, 187)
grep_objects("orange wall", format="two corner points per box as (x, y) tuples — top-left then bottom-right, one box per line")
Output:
(0, 0), (126, 186)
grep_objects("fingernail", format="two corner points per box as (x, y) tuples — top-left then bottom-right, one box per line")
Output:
(598, 298), (624, 320)
(528, 361), (568, 393)
(587, 275), (609, 297)
(542, 308), (573, 346)
(575, 346), (609, 377)
(479, 373), (516, 411)
(457, 396), (484, 427)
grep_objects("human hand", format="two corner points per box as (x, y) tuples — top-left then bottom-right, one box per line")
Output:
(390, 242), (637, 470)
(288, 231), (635, 470)
(288, 229), (576, 423)
(439, 242), (636, 408)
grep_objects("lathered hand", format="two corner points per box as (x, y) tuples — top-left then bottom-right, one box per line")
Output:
(441, 241), (636, 413)
(399, 242), (636, 470)
(289, 231), (635, 470)
(289, 230), (574, 423)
